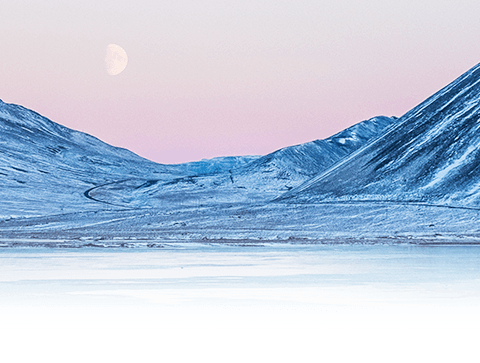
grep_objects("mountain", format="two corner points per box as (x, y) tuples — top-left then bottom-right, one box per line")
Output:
(0, 98), (394, 215)
(175, 155), (261, 175)
(230, 116), (395, 194)
(3, 60), (480, 242)
(0, 99), (182, 216)
(87, 116), (396, 208)
(279, 62), (480, 207)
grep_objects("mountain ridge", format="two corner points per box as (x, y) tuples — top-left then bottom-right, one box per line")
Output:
(279, 62), (480, 207)
(0, 98), (395, 213)
(83, 115), (396, 208)
(3, 61), (480, 241)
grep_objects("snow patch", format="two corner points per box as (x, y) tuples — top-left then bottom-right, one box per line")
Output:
(423, 144), (478, 189)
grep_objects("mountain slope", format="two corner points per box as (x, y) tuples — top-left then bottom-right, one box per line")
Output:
(175, 155), (260, 175)
(0, 99), (180, 216)
(231, 116), (396, 193)
(280, 62), (480, 207)
(0, 98), (395, 215)
(92, 115), (396, 207)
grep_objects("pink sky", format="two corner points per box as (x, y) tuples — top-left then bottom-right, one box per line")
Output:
(2, 0), (480, 164)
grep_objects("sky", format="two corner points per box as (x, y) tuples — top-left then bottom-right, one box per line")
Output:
(1, 0), (480, 164)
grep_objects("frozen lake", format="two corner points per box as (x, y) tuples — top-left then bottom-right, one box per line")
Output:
(1, 243), (479, 362)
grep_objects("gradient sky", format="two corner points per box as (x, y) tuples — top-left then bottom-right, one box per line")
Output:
(2, 0), (480, 164)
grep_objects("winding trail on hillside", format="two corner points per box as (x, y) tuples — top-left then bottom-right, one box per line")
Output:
(83, 179), (135, 208)
(84, 177), (480, 213)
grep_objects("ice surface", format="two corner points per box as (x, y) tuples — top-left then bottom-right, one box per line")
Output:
(0, 245), (479, 363)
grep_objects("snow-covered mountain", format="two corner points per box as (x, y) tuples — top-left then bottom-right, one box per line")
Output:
(86, 116), (396, 208)
(175, 155), (260, 175)
(0, 98), (394, 215)
(231, 116), (395, 194)
(4, 61), (480, 242)
(0, 99), (183, 216)
(280, 62), (480, 207)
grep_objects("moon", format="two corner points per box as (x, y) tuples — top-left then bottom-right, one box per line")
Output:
(105, 44), (128, 76)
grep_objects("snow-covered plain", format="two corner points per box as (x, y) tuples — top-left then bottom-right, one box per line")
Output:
(1, 245), (479, 363)
(1, 201), (480, 244)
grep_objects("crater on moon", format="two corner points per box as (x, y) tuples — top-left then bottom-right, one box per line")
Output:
(105, 44), (128, 76)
